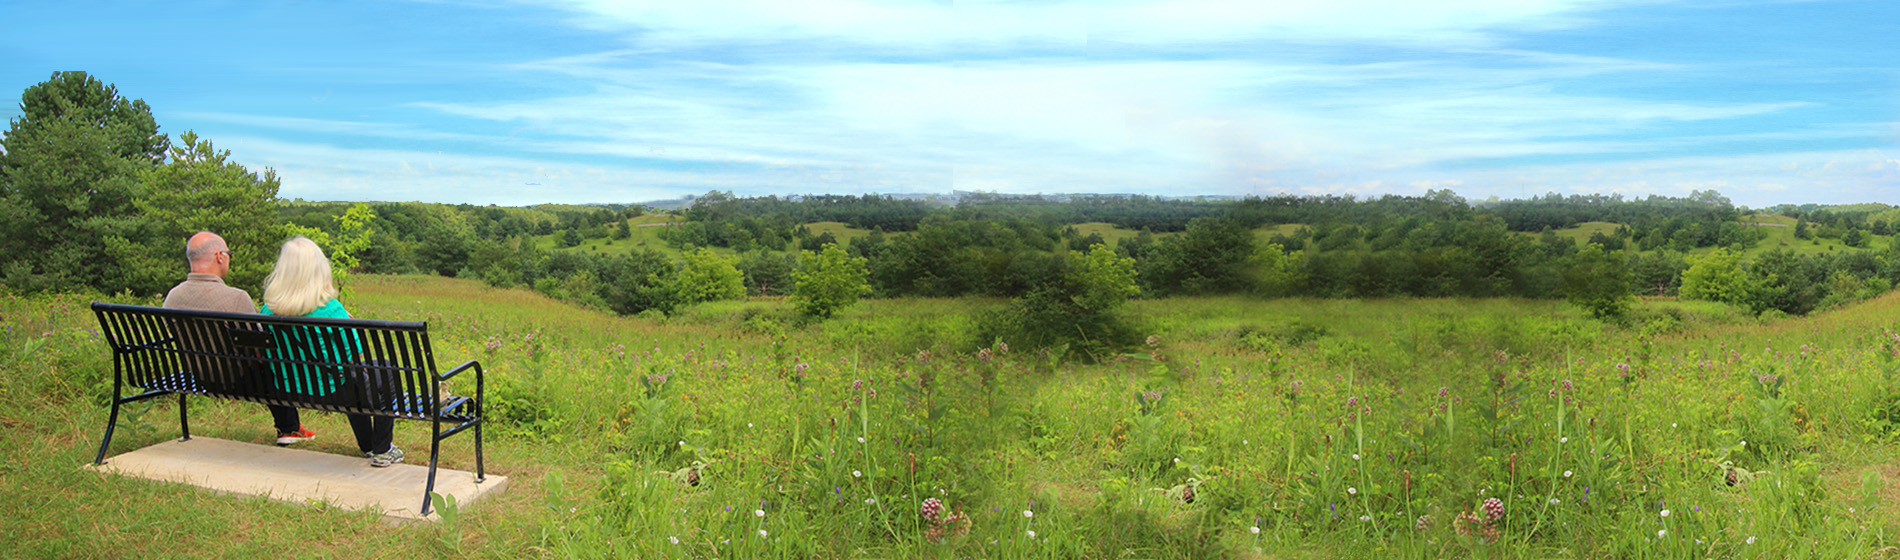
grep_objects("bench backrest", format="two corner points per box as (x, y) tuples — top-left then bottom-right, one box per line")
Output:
(91, 302), (446, 418)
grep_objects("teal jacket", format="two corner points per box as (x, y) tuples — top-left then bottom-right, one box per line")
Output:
(260, 299), (363, 396)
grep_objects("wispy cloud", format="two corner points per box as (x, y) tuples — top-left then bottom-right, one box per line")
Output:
(40, 0), (1876, 205)
(537, 0), (1638, 50)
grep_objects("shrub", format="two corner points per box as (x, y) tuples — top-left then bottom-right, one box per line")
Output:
(791, 243), (871, 319)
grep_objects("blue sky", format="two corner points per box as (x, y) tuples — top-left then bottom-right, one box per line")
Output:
(4, 0), (1896, 207)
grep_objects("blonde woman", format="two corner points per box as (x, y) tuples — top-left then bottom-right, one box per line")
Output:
(260, 236), (402, 467)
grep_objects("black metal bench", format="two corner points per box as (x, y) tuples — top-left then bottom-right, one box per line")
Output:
(89, 302), (486, 516)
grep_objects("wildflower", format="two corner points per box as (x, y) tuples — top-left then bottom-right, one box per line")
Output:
(998, 342), (1009, 354)
(852, 379), (864, 392)
(1173, 457), (1181, 464)
(1482, 498), (1504, 522)
(1453, 511), (1481, 537)
(1561, 379), (1573, 391)
(865, 498), (876, 505)
(1437, 386), (1449, 399)
(1657, 529), (1666, 538)
(977, 348), (993, 362)
(1660, 509), (1669, 518)
(921, 498), (944, 522)
(1146, 335), (1161, 347)
(759, 529), (769, 538)
(1564, 470), (1573, 478)
(1616, 362), (1631, 375)
(1143, 390), (1164, 402)
(1549, 498), (1559, 505)
(1414, 515), (1431, 531)
(1352, 454), (1361, 461)
(668, 536), (679, 545)
(1023, 509), (1034, 518)
(853, 470), (862, 478)
(754, 509), (766, 518)
(1359, 515), (1371, 522)
(1250, 525), (1261, 534)
(1747, 536), (1757, 545)
(794, 362), (810, 375)
(857, 437), (866, 444)
(1348, 487), (1358, 495)
(1026, 530), (1036, 539)
(1347, 396), (1359, 408)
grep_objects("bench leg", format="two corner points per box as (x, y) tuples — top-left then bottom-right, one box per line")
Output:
(421, 418), (441, 516)
(177, 393), (191, 442)
(474, 418), (485, 483)
(95, 399), (123, 465)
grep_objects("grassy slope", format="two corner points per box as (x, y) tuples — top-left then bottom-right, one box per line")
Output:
(529, 214), (690, 258)
(10, 277), (1900, 557)
(1531, 215), (1892, 259)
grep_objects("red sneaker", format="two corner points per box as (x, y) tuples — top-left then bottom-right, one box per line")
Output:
(275, 426), (316, 446)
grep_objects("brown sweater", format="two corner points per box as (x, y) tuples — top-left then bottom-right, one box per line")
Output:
(162, 273), (256, 314)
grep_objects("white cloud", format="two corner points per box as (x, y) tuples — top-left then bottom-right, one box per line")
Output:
(536, 0), (1636, 50)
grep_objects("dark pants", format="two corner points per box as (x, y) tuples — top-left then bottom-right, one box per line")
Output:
(268, 404), (301, 434)
(277, 362), (395, 455)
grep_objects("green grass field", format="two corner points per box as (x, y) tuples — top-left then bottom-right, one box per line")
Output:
(9, 277), (1900, 557)
(804, 221), (876, 247)
(528, 214), (690, 258)
(1549, 221), (1622, 244)
(1529, 215), (1892, 259)
(1727, 213), (1893, 258)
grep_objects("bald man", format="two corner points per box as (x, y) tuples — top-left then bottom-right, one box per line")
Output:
(163, 231), (316, 446)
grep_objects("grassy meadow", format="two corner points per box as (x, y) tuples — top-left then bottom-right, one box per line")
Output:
(7, 275), (1900, 558)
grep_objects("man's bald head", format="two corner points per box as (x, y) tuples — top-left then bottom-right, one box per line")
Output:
(186, 232), (231, 276)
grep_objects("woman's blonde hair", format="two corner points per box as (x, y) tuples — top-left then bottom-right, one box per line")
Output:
(261, 236), (338, 317)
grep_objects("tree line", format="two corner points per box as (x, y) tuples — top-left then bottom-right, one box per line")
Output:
(5, 72), (1896, 326)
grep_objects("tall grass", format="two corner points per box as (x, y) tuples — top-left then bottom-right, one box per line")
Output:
(5, 276), (1899, 558)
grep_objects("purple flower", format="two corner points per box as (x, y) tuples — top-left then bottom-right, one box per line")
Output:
(1482, 497), (1504, 522)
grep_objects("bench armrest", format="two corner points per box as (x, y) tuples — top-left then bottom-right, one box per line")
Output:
(440, 360), (483, 382)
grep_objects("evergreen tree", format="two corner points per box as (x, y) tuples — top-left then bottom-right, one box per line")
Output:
(0, 72), (169, 293)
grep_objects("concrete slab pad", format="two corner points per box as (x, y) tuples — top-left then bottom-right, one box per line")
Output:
(86, 436), (507, 522)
